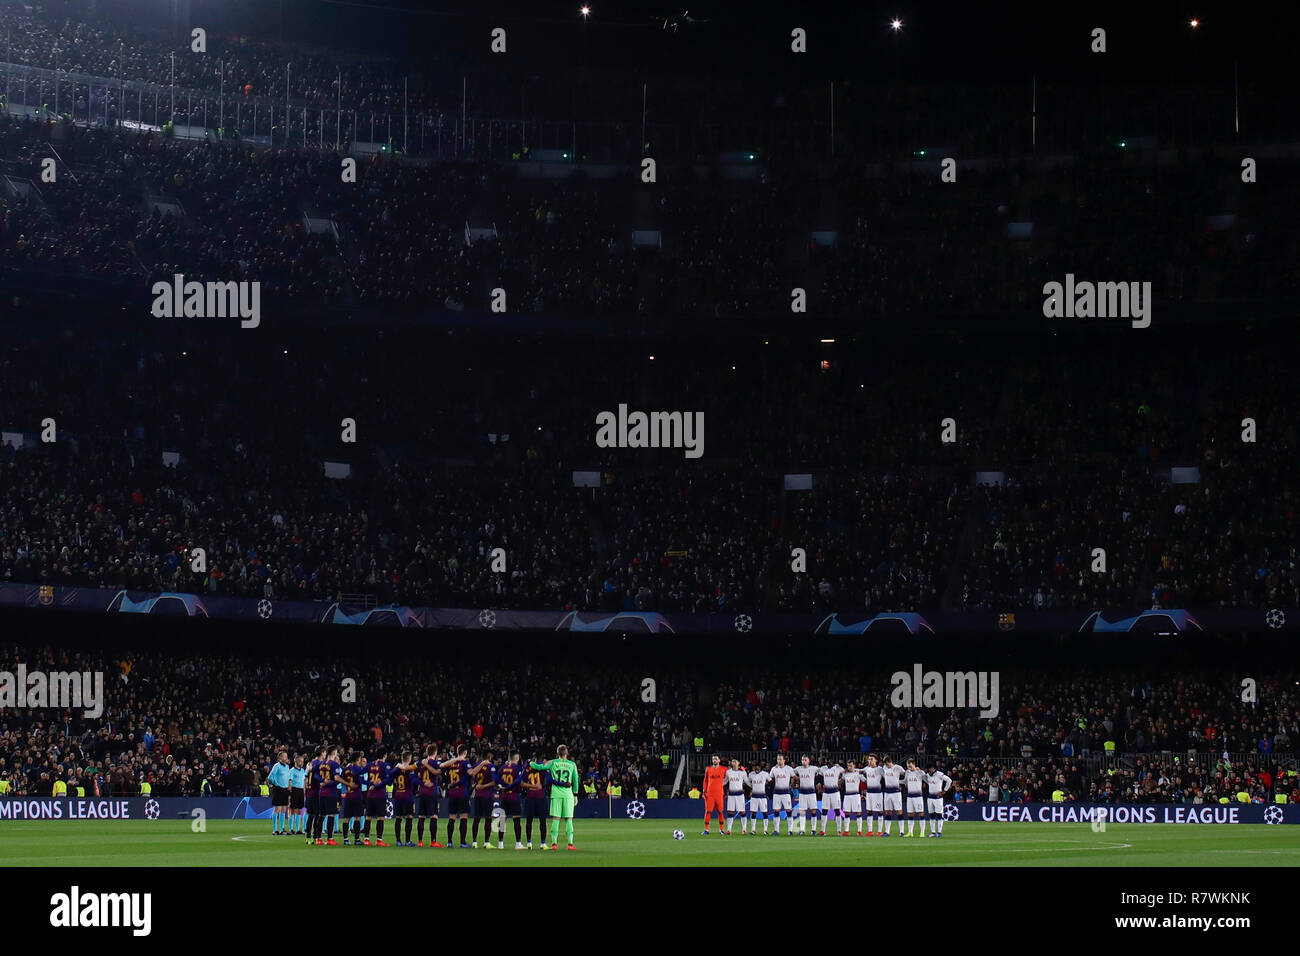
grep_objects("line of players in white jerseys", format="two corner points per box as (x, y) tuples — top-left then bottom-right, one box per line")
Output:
(713, 754), (953, 838)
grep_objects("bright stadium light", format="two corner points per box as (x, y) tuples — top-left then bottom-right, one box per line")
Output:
(580, 5), (591, 18)
(1189, 18), (1199, 28)
(890, 17), (903, 31)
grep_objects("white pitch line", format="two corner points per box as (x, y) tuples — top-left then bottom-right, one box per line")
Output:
(949, 841), (1132, 851)
(1194, 848), (1297, 854)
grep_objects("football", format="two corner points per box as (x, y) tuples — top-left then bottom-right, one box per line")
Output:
(672, 829), (685, 840)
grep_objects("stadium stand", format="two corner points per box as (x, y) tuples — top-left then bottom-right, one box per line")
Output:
(2, 328), (1297, 613)
(1, 644), (1294, 805)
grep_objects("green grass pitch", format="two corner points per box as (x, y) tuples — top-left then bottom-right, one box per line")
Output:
(2, 820), (1298, 866)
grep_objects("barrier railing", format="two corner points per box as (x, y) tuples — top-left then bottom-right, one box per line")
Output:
(0, 60), (673, 161)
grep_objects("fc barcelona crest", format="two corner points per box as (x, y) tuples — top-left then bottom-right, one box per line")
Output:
(998, 612), (1015, 631)
(38, 585), (54, 606)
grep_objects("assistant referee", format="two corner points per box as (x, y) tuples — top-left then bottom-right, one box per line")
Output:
(268, 751), (293, 836)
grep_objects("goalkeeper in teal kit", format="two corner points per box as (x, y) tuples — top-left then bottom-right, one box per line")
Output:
(530, 744), (580, 851)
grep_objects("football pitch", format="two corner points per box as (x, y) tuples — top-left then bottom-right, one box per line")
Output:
(3, 820), (1298, 866)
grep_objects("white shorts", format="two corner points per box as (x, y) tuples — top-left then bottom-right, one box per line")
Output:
(749, 798), (768, 814)
(906, 796), (925, 814)
(843, 794), (862, 814)
(798, 794), (818, 812)
(727, 794), (747, 813)
(866, 792), (883, 813)
(883, 792), (903, 813)
(772, 793), (792, 811)
(927, 798), (945, 816)
(822, 791), (842, 811)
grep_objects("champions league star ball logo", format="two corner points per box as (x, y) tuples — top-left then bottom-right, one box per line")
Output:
(491, 806), (506, 833)
(625, 800), (646, 819)
(144, 799), (161, 820)
(257, 599), (273, 619)
(386, 800), (394, 816)
(1266, 608), (1285, 629)
(942, 804), (960, 822)
(1264, 806), (1284, 825)
(478, 609), (497, 629)
(733, 614), (752, 633)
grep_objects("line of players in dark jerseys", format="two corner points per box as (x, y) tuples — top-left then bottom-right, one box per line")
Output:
(283, 743), (556, 849)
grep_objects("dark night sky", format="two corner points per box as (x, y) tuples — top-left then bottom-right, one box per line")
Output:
(61, 0), (1299, 147)
(92, 0), (1300, 87)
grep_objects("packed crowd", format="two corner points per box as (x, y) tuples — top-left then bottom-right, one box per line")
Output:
(1, 327), (1298, 613)
(943, 754), (1293, 807)
(706, 670), (1298, 761)
(0, 643), (697, 799)
(823, 157), (1300, 317)
(0, 0), (447, 115)
(0, 10), (1295, 616)
(2, 108), (1297, 322)
(2, 647), (1294, 804)
(702, 668), (1299, 805)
